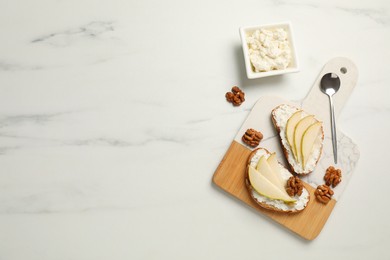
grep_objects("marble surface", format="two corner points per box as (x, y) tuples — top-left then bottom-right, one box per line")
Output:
(0, 0), (389, 259)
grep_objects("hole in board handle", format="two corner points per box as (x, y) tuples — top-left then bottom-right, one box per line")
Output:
(340, 67), (347, 74)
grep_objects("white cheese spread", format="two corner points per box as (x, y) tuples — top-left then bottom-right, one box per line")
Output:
(249, 149), (309, 211)
(246, 28), (291, 72)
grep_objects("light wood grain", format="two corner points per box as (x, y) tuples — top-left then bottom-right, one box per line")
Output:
(213, 141), (336, 240)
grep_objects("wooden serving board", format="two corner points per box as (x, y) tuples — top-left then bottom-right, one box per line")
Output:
(213, 57), (359, 240)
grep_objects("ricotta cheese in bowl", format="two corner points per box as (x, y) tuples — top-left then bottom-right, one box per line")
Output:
(247, 28), (291, 72)
(239, 22), (299, 79)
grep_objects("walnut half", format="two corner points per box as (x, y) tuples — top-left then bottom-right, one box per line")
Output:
(286, 176), (303, 197)
(242, 128), (263, 147)
(225, 86), (245, 106)
(315, 185), (334, 204)
(324, 166), (342, 187)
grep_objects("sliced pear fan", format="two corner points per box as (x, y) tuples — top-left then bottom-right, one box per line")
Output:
(248, 166), (296, 203)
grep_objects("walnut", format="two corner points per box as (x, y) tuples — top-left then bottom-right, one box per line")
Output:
(225, 86), (245, 106)
(324, 166), (342, 187)
(315, 185), (334, 204)
(286, 176), (303, 197)
(242, 128), (263, 147)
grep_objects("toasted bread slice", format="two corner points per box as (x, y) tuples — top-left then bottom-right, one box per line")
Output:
(271, 104), (324, 175)
(245, 148), (310, 213)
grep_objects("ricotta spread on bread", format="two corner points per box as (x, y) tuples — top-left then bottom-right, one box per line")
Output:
(271, 104), (324, 175)
(247, 148), (309, 213)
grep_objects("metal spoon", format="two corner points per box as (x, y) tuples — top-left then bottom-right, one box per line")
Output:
(320, 73), (341, 164)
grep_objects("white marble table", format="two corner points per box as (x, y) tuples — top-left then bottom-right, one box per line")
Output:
(1, 0), (389, 259)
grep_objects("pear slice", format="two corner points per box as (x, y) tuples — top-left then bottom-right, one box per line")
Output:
(267, 153), (287, 187)
(285, 110), (303, 158)
(248, 166), (296, 202)
(293, 115), (318, 164)
(256, 155), (288, 195)
(301, 122), (323, 169)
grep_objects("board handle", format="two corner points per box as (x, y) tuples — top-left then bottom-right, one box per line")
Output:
(301, 57), (358, 121)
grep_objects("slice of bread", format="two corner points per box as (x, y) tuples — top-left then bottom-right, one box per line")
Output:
(245, 148), (310, 213)
(271, 104), (324, 175)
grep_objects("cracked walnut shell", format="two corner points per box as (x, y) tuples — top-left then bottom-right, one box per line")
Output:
(324, 166), (342, 187)
(242, 128), (263, 147)
(226, 86), (245, 106)
(286, 176), (303, 197)
(315, 184), (334, 204)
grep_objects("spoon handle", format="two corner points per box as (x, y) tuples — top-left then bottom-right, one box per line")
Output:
(329, 96), (338, 164)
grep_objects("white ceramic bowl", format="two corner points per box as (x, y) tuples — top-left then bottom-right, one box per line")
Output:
(239, 22), (299, 79)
